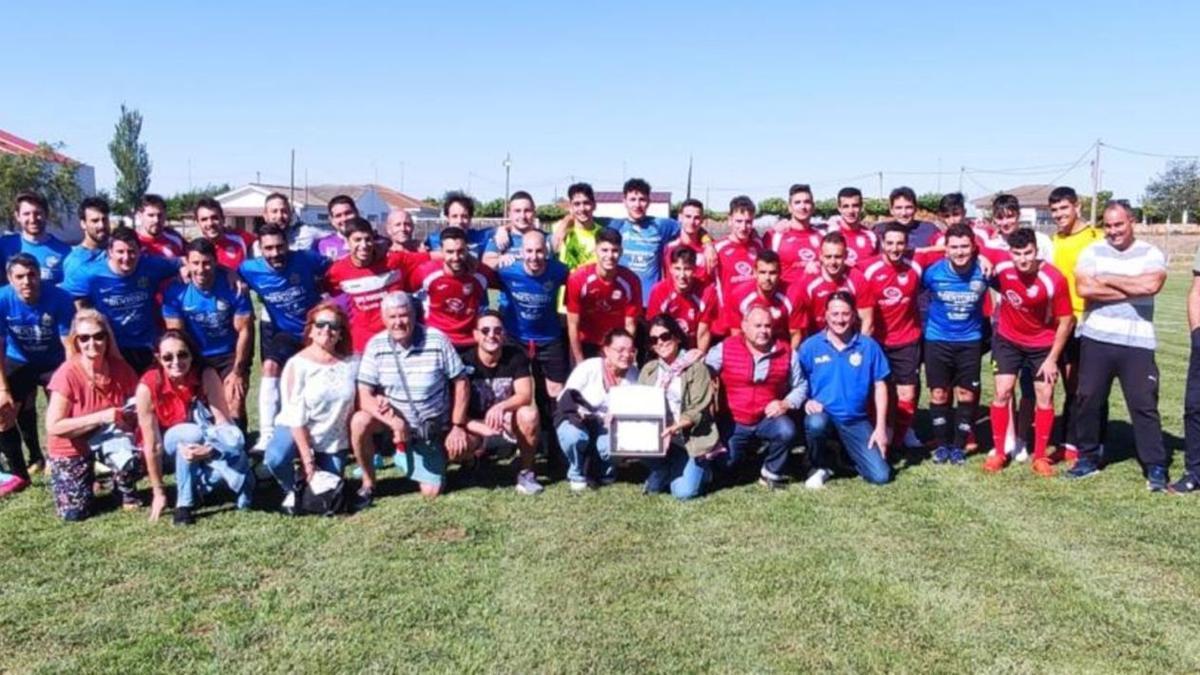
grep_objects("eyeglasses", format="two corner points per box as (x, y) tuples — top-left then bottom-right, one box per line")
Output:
(314, 320), (343, 332)
(478, 326), (504, 336)
(650, 332), (675, 344)
(161, 351), (191, 363)
(76, 332), (107, 344)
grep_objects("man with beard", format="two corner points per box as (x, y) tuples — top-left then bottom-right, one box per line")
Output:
(2, 192), (71, 286)
(565, 228), (642, 365)
(315, 194), (361, 261)
(195, 199), (251, 270)
(765, 183), (824, 284)
(418, 226), (496, 352)
(63, 196), (112, 278)
(135, 194), (185, 260)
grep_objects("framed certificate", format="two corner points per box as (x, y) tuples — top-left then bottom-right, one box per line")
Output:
(608, 384), (668, 458)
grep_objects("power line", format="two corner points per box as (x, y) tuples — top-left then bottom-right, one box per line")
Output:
(1099, 142), (1200, 160)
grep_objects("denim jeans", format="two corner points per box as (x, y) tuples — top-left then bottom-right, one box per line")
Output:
(164, 422), (255, 509)
(643, 443), (709, 500)
(556, 419), (614, 484)
(804, 411), (891, 485)
(264, 424), (346, 493)
(719, 415), (796, 478)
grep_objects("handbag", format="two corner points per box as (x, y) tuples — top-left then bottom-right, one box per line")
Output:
(298, 470), (345, 516)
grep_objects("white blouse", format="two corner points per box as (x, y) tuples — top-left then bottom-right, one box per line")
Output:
(275, 354), (358, 454)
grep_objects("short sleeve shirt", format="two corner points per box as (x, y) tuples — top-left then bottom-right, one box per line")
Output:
(1076, 239), (1165, 350)
(461, 346), (531, 418)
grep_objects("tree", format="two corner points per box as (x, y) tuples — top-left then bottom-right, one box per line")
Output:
(108, 104), (151, 215)
(476, 198), (506, 218)
(536, 203), (566, 224)
(917, 192), (944, 213)
(0, 142), (82, 231)
(1144, 160), (1200, 223)
(757, 197), (788, 217)
(1078, 190), (1114, 225)
(164, 184), (231, 220)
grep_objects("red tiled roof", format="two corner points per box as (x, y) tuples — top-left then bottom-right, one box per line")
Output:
(0, 129), (75, 164)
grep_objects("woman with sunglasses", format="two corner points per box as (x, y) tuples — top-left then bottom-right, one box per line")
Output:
(263, 302), (358, 514)
(44, 310), (142, 521)
(638, 315), (718, 499)
(135, 330), (253, 525)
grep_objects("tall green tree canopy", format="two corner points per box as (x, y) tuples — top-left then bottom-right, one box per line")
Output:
(1144, 160), (1200, 222)
(108, 104), (151, 215)
(0, 142), (82, 231)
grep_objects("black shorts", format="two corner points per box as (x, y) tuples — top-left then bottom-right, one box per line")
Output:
(924, 340), (982, 391)
(202, 351), (240, 378)
(509, 337), (569, 383)
(260, 322), (303, 366)
(992, 334), (1052, 377)
(581, 342), (603, 360)
(883, 342), (922, 386)
(6, 364), (52, 402)
(120, 347), (157, 374)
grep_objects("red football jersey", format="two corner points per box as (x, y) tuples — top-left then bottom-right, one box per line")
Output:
(723, 280), (805, 342)
(419, 261), (496, 347)
(860, 255), (924, 347)
(138, 229), (186, 260)
(712, 235), (761, 307)
(797, 267), (873, 333)
(698, 284), (726, 339)
(208, 233), (250, 270)
(765, 226), (823, 283)
(839, 226), (879, 269)
(991, 260), (1072, 348)
(647, 278), (704, 346)
(565, 263), (643, 347)
(662, 235), (713, 290)
(326, 252), (427, 353)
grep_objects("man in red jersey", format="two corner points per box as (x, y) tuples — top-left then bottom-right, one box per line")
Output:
(982, 228), (1074, 476)
(662, 198), (713, 290)
(195, 198), (251, 269)
(798, 232), (873, 334)
(862, 223), (925, 455)
(565, 228), (642, 365)
(832, 187), (878, 268)
(701, 195), (761, 350)
(723, 250), (806, 348)
(647, 247), (705, 347)
(765, 184), (824, 284)
(418, 226), (496, 353)
(326, 217), (429, 353)
(136, 194), (186, 259)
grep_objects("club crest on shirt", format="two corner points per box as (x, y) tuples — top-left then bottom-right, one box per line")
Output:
(611, 290), (622, 301)
(216, 299), (229, 311)
(849, 352), (863, 367)
(45, 255), (60, 270)
(463, 283), (473, 295)
(735, 261), (752, 276)
(897, 273), (909, 284)
(1004, 290), (1024, 306)
(969, 280), (987, 293)
(41, 313), (53, 327)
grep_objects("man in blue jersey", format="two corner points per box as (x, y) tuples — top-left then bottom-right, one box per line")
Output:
(163, 238), (254, 426)
(495, 228), (570, 398)
(427, 191), (494, 260)
(921, 223), (990, 465)
(238, 224), (328, 448)
(0, 254), (74, 480)
(63, 196), (112, 278)
(605, 178), (680, 304)
(483, 191), (542, 269)
(60, 227), (180, 373)
(3, 192), (71, 286)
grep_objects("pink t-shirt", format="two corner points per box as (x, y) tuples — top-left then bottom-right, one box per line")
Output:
(46, 357), (139, 459)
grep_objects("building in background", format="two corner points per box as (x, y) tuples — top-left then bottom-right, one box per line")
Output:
(216, 182), (439, 232)
(592, 190), (672, 220)
(0, 129), (96, 243)
(971, 185), (1056, 229)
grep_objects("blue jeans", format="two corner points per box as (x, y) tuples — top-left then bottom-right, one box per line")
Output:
(556, 419), (614, 484)
(164, 422), (255, 508)
(264, 424), (346, 493)
(719, 415), (796, 478)
(804, 412), (891, 485)
(644, 443), (708, 500)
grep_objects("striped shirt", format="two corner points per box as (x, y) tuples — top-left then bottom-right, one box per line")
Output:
(1076, 239), (1165, 350)
(357, 327), (465, 425)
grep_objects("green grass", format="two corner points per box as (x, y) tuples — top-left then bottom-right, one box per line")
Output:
(4, 274), (1200, 673)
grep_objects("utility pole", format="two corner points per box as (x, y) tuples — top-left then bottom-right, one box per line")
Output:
(256, 170), (261, 184)
(1090, 139), (1101, 225)
(877, 171), (884, 201)
(686, 155), (694, 200)
(503, 152), (512, 203)
(959, 166), (965, 193)
(289, 149), (295, 206)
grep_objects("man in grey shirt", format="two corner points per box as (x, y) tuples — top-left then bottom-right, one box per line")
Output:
(1067, 201), (1168, 489)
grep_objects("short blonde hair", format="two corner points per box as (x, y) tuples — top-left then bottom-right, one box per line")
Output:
(65, 308), (119, 360)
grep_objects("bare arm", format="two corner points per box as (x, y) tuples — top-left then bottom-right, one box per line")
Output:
(45, 392), (115, 439)
(1046, 314), (1076, 366)
(567, 312), (584, 366)
(201, 368), (234, 425)
(696, 322), (712, 353)
(1189, 274), (1200, 331)
(857, 307), (873, 337)
(1096, 270), (1167, 297)
(1074, 271), (1128, 302)
(232, 315), (254, 376)
(135, 384), (165, 489)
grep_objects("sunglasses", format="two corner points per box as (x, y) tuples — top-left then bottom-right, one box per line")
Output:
(649, 332), (675, 344)
(478, 326), (504, 336)
(76, 332), (107, 344)
(161, 351), (191, 363)
(314, 320), (343, 332)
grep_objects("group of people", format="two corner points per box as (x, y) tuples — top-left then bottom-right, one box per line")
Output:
(0, 176), (1190, 526)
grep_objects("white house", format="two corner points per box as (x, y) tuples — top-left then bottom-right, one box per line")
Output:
(0, 128), (96, 243)
(593, 190), (673, 220)
(971, 185), (1057, 229)
(216, 182), (438, 232)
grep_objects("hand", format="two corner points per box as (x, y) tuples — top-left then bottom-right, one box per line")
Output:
(868, 427), (889, 458)
(764, 400), (790, 418)
(111, 407), (137, 431)
(660, 423), (680, 440)
(979, 255), (995, 278)
(804, 399), (824, 415)
(1036, 359), (1059, 384)
(498, 254), (516, 268)
(182, 443), (213, 462)
(148, 489), (167, 522)
(702, 241), (718, 273)
(494, 226), (512, 253)
(225, 371), (247, 406)
(390, 417), (408, 446)
(376, 397), (393, 417)
(485, 404), (506, 432)
(445, 426), (468, 460)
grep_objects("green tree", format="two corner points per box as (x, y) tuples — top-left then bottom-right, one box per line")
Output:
(164, 184), (231, 220)
(0, 142), (82, 231)
(917, 192), (944, 213)
(477, 198), (506, 218)
(108, 104), (151, 215)
(814, 198), (837, 219)
(1078, 190), (1114, 225)
(1144, 160), (1200, 223)
(536, 203), (566, 224)
(863, 198), (890, 217)
(757, 197), (788, 217)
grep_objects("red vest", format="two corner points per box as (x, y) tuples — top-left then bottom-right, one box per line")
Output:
(719, 338), (792, 425)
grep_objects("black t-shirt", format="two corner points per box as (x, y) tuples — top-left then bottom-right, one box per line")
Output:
(461, 346), (531, 418)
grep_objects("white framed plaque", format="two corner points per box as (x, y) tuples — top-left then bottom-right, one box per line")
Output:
(608, 384), (668, 458)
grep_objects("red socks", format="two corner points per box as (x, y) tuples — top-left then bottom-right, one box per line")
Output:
(990, 404), (1010, 456)
(1033, 407), (1054, 460)
(893, 398), (916, 447)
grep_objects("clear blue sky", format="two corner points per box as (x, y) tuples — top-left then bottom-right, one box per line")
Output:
(5, 1), (1197, 208)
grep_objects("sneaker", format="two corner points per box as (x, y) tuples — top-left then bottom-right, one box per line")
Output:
(982, 452), (1007, 473)
(949, 447), (967, 465)
(1031, 457), (1056, 477)
(252, 433), (272, 453)
(27, 461), (44, 476)
(1169, 472), (1200, 494)
(758, 469), (788, 491)
(568, 479), (591, 493)
(515, 470), (543, 496)
(172, 506), (195, 527)
(0, 474), (29, 496)
(1146, 465), (1169, 493)
(1051, 445), (1079, 464)
(352, 488), (374, 512)
(1065, 458), (1101, 480)
(280, 491), (297, 516)
(804, 468), (832, 490)
(1013, 444), (1030, 464)
(932, 446), (953, 464)
(351, 454), (386, 479)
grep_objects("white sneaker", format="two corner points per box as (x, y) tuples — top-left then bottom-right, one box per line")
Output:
(568, 480), (590, 493)
(804, 468), (832, 490)
(1013, 444), (1030, 463)
(253, 433), (273, 453)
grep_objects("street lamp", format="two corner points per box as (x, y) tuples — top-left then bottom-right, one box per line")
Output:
(503, 153), (512, 219)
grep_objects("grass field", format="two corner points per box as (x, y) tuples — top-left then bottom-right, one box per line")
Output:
(3, 273), (1200, 673)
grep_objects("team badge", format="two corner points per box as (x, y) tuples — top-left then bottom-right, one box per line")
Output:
(216, 299), (229, 311)
(41, 313), (53, 327)
(898, 274), (908, 284)
(463, 283), (473, 295)
(1026, 285), (1039, 298)
(611, 290), (622, 300)
(849, 352), (863, 367)
(46, 255), (60, 269)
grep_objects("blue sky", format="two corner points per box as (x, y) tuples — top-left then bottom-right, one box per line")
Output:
(5, 1), (1197, 208)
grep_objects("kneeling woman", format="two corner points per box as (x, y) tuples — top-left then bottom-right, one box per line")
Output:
(263, 303), (358, 513)
(555, 328), (639, 491)
(639, 315), (717, 500)
(44, 310), (142, 521)
(136, 330), (253, 525)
